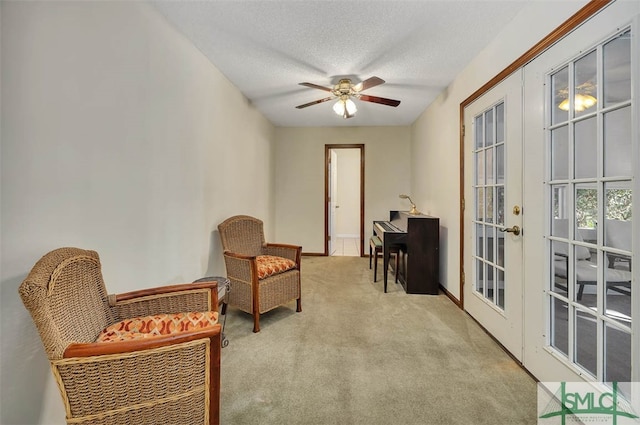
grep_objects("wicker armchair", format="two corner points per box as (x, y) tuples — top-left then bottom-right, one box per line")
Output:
(19, 247), (221, 425)
(218, 215), (302, 333)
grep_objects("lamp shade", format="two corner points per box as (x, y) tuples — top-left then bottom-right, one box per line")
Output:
(333, 98), (357, 117)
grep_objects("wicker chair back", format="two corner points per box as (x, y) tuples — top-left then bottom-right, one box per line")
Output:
(218, 215), (266, 256)
(19, 247), (114, 360)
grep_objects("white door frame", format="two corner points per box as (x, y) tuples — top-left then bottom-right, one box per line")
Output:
(324, 144), (365, 256)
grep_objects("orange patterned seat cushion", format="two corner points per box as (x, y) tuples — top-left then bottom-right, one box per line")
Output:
(96, 311), (219, 343)
(256, 255), (296, 279)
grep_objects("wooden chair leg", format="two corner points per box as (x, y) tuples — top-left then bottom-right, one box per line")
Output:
(394, 252), (400, 283)
(373, 248), (379, 282)
(383, 259), (388, 293)
(296, 297), (302, 312)
(369, 243), (373, 269)
(253, 313), (260, 333)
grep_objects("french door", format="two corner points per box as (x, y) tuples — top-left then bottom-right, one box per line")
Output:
(522, 3), (639, 397)
(460, 1), (638, 410)
(463, 70), (524, 360)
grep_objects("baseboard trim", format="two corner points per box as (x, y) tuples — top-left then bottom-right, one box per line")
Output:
(440, 284), (461, 308)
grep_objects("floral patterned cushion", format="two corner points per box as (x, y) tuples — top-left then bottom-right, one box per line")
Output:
(96, 311), (219, 343)
(256, 255), (296, 279)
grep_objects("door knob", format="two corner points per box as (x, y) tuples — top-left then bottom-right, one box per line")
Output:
(500, 225), (521, 236)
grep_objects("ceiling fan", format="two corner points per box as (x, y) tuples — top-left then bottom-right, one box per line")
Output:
(295, 76), (401, 119)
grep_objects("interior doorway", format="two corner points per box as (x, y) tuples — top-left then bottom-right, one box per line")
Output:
(325, 144), (364, 256)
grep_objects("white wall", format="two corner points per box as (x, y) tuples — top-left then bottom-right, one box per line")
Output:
(0, 2), (274, 424)
(410, 0), (589, 299)
(274, 126), (410, 254)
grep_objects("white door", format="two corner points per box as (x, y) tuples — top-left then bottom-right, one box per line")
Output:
(522, 2), (639, 398)
(464, 69), (524, 360)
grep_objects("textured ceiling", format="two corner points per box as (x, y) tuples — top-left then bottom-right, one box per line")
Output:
(151, 0), (530, 127)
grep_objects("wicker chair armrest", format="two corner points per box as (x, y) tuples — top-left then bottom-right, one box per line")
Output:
(222, 251), (256, 261)
(63, 325), (221, 358)
(222, 251), (257, 284)
(264, 243), (302, 265)
(109, 282), (219, 319)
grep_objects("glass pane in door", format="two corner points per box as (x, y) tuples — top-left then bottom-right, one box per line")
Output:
(575, 184), (597, 237)
(551, 240), (569, 297)
(552, 66), (569, 124)
(574, 50), (597, 118)
(497, 269), (505, 309)
(603, 30), (631, 107)
(496, 186), (505, 226)
(486, 265), (494, 302)
(475, 115), (484, 148)
(604, 186), (632, 326)
(604, 106), (632, 177)
(476, 258), (484, 295)
(575, 309), (597, 377)
(485, 109), (494, 144)
(476, 187), (484, 222)
(551, 126), (569, 180)
(486, 187), (494, 224)
(604, 323), (631, 385)
(574, 117), (597, 179)
(550, 296), (569, 356)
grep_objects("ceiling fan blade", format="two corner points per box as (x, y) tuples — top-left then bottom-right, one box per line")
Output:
(359, 94), (401, 107)
(299, 82), (333, 92)
(295, 96), (335, 109)
(353, 76), (385, 92)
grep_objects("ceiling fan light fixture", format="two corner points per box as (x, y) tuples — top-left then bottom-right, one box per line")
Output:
(558, 93), (597, 112)
(333, 97), (357, 117)
(296, 76), (399, 117)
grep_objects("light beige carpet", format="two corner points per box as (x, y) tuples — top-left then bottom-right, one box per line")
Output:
(219, 256), (537, 424)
